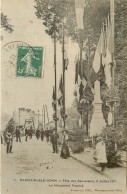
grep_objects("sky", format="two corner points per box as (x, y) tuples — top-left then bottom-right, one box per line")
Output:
(1, 0), (79, 122)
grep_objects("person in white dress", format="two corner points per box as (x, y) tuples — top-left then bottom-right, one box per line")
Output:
(94, 137), (107, 171)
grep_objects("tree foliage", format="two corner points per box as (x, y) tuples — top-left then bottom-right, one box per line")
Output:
(34, 0), (110, 46)
(102, 126), (123, 167)
(113, 0), (127, 134)
(34, 0), (77, 40)
(1, 12), (14, 33)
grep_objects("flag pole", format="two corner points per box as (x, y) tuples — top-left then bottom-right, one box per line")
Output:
(43, 105), (45, 130)
(38, 110), (39, 126)
(42, 108), (44, 129)
(62, 20), (66, 128)
(19, 109), (20, 124)
(45, 105), (49, 123)
(87, 34), (91, 135)
(110, 0), (115, 85)
(106, 0), (117, 130)
(54, 16), (57, 130)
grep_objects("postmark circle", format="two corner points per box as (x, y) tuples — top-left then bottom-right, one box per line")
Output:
(2, 41), (44, 79)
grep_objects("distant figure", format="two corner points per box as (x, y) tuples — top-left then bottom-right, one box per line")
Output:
(29, 126), (33, 139)
(36, 128), (40, 140)
(41, 128), (44, 141)
(50, 129), (59, 153)
(25, 128), (28, 141)
(94, 137), (107, 172)
(1, 133), (3, 144)
(45, 128), (50, 142)
(16, 127), (21, 142)
(6, 131), (13, 153)
(60, 130), (70, 159)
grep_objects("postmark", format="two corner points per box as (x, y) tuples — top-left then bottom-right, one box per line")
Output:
(2, 41), (45, 79)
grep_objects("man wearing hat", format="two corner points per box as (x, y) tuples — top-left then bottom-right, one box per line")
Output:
(50, 129), (59, 153)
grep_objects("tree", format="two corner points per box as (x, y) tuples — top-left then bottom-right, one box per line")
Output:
(102, 126), (123, 167)
(34, 0), (78, 41)
(1, 12), (14, 33)
(34, 0), (110, 45)
(66, 98), (85, 153)
(113, 0), (127, 137)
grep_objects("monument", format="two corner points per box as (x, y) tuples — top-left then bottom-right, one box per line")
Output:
(89, 80), (106, 137)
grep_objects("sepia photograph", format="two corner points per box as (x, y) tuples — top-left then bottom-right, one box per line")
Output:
(1, 0), (127, 194)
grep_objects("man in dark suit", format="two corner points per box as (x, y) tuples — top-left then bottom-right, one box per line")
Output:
(25, 128), (28, 141)
(16, 127), (21, 142)
(50, 129), (59, 153)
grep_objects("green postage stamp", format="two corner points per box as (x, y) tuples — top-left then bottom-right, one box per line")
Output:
(16, 45), (44, 78)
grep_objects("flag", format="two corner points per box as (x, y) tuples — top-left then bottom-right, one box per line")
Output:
(64, 58), (69, 70)
(75, 54), (87, 87)
(97, 64), (105, 83)
(78, 58), (82, 79)
(74, 0), (84, 45)
(105, 15), (113, 65)
(52, 86), (55, 101)
(104, 5), (114, 89)
(108, 19), (114, 56)
(92, 32), (102, 73)
(104, 16), (113, 88)
(79, 81), (84, 99)
(104, 63), (112, 88)
(74, 0), (84, 30)
(82, 77), (87, 88)
(64, 35), (69, 70)
(89, 67), (97, 86)
(82, 59), (89, 81)
(75, 55), (79, 84)
(52, 86), (56, 110)
(58, 75), (63, 106)
(75, 84), (80, 101)
(78, 29), (84, 45)
(101, 24), (106, 66)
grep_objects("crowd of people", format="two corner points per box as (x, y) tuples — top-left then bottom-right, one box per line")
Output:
(1, 122), (109, 171)
(1, 125), (71, 160)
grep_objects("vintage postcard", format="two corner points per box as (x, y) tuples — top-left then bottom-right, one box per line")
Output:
(1, 0), (126, 194)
